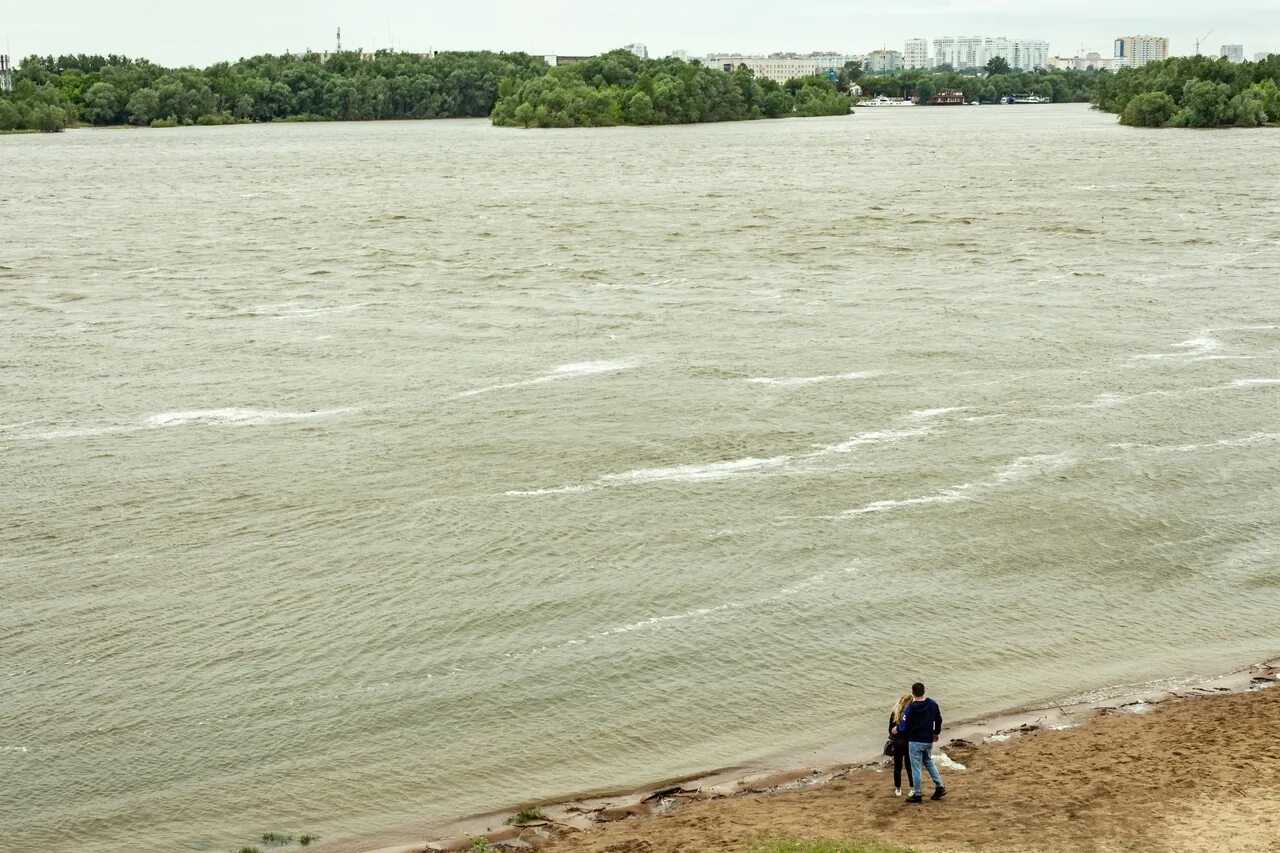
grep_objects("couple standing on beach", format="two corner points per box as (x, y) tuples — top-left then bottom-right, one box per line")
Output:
(888, 682), (947, 804)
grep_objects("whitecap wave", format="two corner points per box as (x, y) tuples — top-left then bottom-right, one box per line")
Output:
(600, 456), (792, 485)
(1136, 335), (1222, 360)
(506, 424), (936, 497)
(839, 454), (1072, 518)
(1109, 432), (1280, 454)
(456, 361), (634, 398)
(906, 407), (968, 421)
(746, 371), (875, 388)
(11, 408), (356, 440)
(810, 428), (932, 455)
(145, 408), (356, 428)
(1230, 379), (1280, 388)
(503, 485), (597, 497)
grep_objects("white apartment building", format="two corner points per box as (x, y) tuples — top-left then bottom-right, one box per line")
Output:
(864, 49), (904, 73)
(933, 37), (985, 70)
(669, 49), (690, 62)
(903, 38), (930, 69)
(1113, 36), (1169, 68)
(623, 43), (649, 59)
(1220, 44), (1245, 63)
(932, 37), (1048, 71)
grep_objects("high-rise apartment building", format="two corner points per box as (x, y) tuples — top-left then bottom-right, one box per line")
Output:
(903, 38), (930, 69)
(623, 43), (649, 59)
(1220, 44), (1245, 63)
(864, 50), (904, 73)
(932, 37), (1047, 71)
(1113, 36), (1169, 68)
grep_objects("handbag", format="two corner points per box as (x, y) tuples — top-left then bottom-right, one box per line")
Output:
(883, 737), (895, 757)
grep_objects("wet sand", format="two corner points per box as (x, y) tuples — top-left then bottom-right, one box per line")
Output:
(389, 658), (1280, 853)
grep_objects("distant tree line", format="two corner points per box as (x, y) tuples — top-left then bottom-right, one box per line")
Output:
(491, 50), (851, 127)
(1094, 54), (1280, 127)
(0, 50), (547, 132)
(854, 66), (1103, 105)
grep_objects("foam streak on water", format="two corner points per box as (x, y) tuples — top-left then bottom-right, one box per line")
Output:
(3, 108), (1280, 853)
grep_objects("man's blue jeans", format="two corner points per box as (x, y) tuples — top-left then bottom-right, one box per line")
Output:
(908, 741), (943, 797)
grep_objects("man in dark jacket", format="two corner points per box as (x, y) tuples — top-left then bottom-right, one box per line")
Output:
(896, 681), (946, 804)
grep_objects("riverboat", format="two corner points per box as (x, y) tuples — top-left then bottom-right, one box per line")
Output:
(1003, 94), (1050, 104)
(855, 95), (915, 107)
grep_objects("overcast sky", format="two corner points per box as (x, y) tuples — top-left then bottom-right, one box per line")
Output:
(6, 1), (1275, 67)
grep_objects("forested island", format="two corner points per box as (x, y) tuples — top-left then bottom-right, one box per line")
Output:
(490, 50), (850, 126)
(0, 50), (548, 131)
(0, 48), (849, 133)
(1095, 54), (1280, 127)
(3, 47), (1276, 133)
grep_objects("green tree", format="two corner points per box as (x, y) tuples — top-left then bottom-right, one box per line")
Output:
(1120, 91), (1177, 126)
(126, 87), (161, 125)
(624, 91), (654, 124)
(984, 57), (1012, 77)
(0, 99), (23, 130)
(28, 103), (68, 131)
(82, 81), (125, 124)
(1228, 89), (1268, 126)
(1169, 79), (1232, 127)
(1247, 80), (1280, 121)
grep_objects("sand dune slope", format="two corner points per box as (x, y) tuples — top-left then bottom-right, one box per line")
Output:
(536, 687), (1280, 852)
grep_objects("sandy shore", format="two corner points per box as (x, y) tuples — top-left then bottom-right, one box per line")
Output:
(358, 656), (1280, 853)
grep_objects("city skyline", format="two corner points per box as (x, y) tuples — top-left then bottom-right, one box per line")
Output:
(5, 1), (1275, 67)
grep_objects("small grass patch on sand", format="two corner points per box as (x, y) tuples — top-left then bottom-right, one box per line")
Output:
(260, 833), (294, 846)
(506, 808), (549, 825)
(752, 840), (916, 853)
(298, 834), (321, 846)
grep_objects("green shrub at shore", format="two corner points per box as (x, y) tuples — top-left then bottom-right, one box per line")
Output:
(752, 840), (917, 853)
(490, 50), (850, 128)
(1097, 54), (1280, 127)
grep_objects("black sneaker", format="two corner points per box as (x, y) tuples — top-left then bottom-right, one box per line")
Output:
(931, 787), (947, 801)
(905, 795), (923, 804)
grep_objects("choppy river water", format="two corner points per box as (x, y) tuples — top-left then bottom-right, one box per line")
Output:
(3, 105), (1279, 852)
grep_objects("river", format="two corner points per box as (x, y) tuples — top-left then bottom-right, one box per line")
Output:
(2, 104), (1279, 852)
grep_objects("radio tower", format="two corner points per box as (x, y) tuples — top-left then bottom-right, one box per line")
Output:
(336, 27), (342, 52)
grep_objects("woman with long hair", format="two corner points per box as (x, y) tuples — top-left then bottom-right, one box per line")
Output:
(889, 692), (916, 796)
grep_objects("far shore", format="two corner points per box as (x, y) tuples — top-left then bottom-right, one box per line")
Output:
(327, 655), (1279, 853)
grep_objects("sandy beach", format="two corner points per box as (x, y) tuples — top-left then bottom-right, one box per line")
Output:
(389, 658), (1280, 853)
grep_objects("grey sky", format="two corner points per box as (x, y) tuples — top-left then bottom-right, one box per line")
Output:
(7, 1), (1274, 67)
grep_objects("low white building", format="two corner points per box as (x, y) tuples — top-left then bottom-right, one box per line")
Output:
(1256, 51), (1273, 62)
(1047, 52), (1119, 71)
(706, 55), (819, 83)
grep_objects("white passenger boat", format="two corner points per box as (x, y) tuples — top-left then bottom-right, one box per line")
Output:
(855, 95), (916, 107)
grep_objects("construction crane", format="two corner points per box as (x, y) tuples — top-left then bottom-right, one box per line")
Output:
(1194, 29), (1214, 56)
